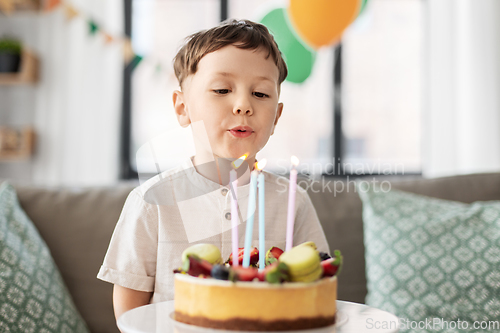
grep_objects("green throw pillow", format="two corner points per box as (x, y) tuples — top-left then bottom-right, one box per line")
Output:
(358, 184), (500, 332)
(0, 182), (89, 333)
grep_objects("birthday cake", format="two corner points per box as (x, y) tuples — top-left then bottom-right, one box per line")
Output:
(173, 242), (342, 331)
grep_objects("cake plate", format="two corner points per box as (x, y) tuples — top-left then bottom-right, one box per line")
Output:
(118, 300), (399, 333)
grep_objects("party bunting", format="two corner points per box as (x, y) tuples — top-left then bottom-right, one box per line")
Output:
(44, 0), (61, 12)
(88, 19), (99, 35)
(103, 32), (114, 44)
(63, 2), (78, 21)
(131, 55), (143, 70)
(0, 0), (143, 69)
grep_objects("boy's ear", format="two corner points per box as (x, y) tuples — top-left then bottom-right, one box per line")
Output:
(271, 102), (284, 135)
(173, 90), (190, 128)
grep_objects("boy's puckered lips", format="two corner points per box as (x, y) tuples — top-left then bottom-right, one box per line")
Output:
(228, 126), (254, 138)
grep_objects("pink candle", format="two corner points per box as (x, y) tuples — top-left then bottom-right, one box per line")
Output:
(286, 156), (299, 251)
(230, 154), (247, 266)
(230, 169), (239, 266)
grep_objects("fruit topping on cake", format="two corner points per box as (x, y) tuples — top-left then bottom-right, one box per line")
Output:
(230, 266), (259, 281)
(227, 247), (259, 266)
(258, 262), (290, 283)
(175, 242), (342, 284)
(265, 246), (284, 265)
(183, 255), (213, 277)
(279, 246), (322, 283)
(321, 250), (343, 277)
(296, 241), (318, 250)
(319, 252), (332, 261)
(182, 244), (223, 264)
(211, 264), (230, 280)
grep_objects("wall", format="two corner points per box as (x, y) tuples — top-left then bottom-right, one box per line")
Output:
(423, 0), (500, 177)
(0, 13), (39, 183)
(0, 2), (123, 187)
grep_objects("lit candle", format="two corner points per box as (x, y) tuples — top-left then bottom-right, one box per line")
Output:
(257, 159), (267, 270)
(242, 162), (258, 267)
(230, 155), (247, 266)
(286, 156), (299, 251)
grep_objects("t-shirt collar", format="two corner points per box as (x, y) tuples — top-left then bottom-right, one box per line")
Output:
(183, 157), (251, 199)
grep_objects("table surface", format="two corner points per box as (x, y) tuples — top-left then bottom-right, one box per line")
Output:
(118, 300), (399, 333)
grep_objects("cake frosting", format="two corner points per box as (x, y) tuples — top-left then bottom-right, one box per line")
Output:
(174, 274), (337, 330)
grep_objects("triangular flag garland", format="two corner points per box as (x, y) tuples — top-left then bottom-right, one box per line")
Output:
(130, 55), (143, 71)
(88, 19), (99, 35)
(0, 0), (140, 66)
(44, 0), (61, 12)
(63, 2), (78, 21)
(103, 32), (114, 44)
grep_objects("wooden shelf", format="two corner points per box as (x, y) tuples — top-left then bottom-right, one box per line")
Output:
(0, 50), (38, 85)
(0, 126), (35, 161)
(0, 0), (41, 13)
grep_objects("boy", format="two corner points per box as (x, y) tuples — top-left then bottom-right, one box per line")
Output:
(97, 19), (329, 320)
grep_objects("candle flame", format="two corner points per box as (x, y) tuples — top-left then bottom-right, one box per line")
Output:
(256, 159), (267, 171)
(231, 154), (248, 169)
(291, 155), (299, 166)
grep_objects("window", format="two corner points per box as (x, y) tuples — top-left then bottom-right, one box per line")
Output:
(342, 0), (423, 175)
(122, 0), (423, 179)
(126, 0), (220, 178)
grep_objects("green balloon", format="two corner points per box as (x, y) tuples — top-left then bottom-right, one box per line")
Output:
(260, 8), (315, 84)
(359, 0), (369, 15)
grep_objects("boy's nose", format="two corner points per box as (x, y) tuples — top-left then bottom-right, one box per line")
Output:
(233, 97), (253, 116)
(233, 108), (253, 116)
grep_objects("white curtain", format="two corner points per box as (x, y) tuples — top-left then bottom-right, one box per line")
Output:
(423, 0), (500, 178)
(32, 0), (123, 186)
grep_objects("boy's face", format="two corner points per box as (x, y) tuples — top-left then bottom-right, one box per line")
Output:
(173, 45), (283, 161)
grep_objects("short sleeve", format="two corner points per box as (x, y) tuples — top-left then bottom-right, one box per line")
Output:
(97, 188), (158, 292)
(293, 188), (330, 254)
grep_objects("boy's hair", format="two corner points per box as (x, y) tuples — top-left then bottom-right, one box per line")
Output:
(173, 19), (288, 88)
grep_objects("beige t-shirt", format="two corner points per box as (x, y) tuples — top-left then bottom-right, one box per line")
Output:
(97, 158), (329, 303)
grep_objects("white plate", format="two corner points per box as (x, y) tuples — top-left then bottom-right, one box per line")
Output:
(168, 311), (348, 333)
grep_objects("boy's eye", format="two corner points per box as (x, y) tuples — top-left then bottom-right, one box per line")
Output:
(253, 92), (269, 98)
(214, 89), (230, 94)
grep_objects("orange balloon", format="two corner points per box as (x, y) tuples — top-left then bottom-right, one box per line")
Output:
(288, 0), (361, 49)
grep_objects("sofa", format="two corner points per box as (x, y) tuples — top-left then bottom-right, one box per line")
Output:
(9, 172), (500, 332)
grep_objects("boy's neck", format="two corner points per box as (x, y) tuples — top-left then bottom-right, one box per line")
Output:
(192, 154), (256, 186)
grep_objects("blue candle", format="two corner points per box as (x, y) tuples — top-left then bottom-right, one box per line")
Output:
(242, 166), (258, 267)
(257, 160), (266, 270)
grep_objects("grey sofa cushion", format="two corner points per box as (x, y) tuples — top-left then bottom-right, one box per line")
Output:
(15, 183), (136, 333)
(0, 183), (90, 333)
(307, 172), (500, 304)
(359, 183), (500, 325)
